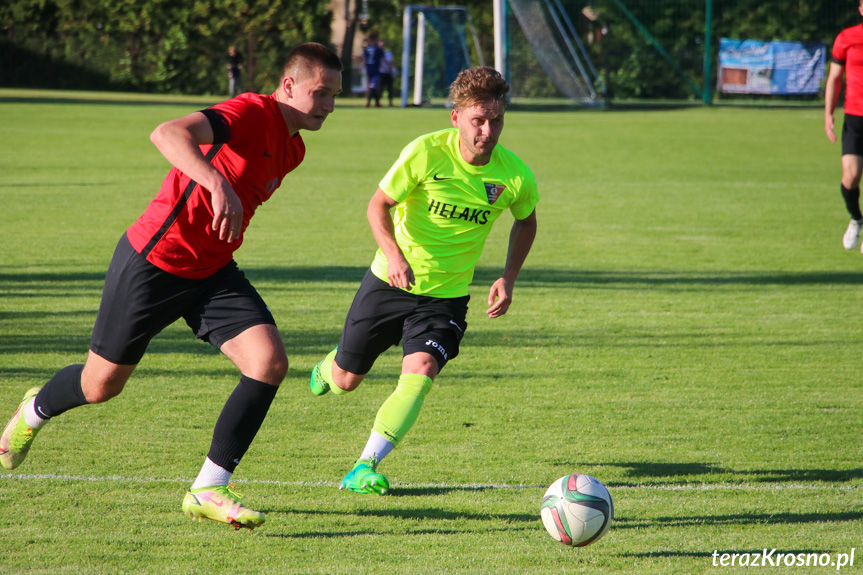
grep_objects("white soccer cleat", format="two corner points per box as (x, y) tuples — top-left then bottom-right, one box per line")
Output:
(843, 219), (862, 250)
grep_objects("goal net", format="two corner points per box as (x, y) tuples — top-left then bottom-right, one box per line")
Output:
(506, 0), (600, 103)
(400, 2), (600, 106)
(400, 6), (479, 107)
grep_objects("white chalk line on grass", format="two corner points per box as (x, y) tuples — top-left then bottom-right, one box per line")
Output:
(0, 473), (858, 491)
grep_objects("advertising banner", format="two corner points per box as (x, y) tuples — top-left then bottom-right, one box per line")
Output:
(718, 38), (825, 95)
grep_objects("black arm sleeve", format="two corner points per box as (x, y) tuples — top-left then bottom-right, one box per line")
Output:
(199, 108), (232, 144)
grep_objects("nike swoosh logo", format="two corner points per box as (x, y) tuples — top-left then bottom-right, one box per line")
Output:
(201, 495), (224, 507)
(433, 174), (452, 181)
(449, 320), (463, 332)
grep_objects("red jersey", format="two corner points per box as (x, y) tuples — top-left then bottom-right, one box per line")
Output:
(833, 23), (863, 116)
(126, 93), (304, 278)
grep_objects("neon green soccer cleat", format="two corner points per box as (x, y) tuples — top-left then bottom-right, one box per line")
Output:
(0, 386), (43, 471)
(340, 458), (389, 495)
(310, 359), (330, 396)
(182, 484), (266, 530)
(310, 347), (337, 396)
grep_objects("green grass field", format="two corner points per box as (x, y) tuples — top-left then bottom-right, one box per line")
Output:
(0, 88), (861, 574)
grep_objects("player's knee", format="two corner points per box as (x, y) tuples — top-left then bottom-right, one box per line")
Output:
(241, 340), (289, 384)
(265, 352), (289, 384)
(332, 365), (364, 392)
(842, 163), (863, 187)
(81, 378), (126, 404)
(81, 361), (132, 403)
(402, 352), (439, 378)
(239, 356), (287, 386)
(843, 173), (862, 188)
(333, 374), (363, 392)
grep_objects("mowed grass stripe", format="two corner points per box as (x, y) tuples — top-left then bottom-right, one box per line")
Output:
(1, 473), (858, 492)
(1, 92), (860, 575)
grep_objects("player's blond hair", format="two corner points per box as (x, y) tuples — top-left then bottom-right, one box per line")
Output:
(283, 43), (343, 83)
(448, 66), (510, 110)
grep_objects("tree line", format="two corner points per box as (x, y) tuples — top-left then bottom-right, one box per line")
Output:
(1, 0), (858, 99)
(1, 0), (334, 94)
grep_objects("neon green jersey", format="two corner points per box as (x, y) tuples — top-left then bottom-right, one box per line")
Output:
(371, 128), (539, 298)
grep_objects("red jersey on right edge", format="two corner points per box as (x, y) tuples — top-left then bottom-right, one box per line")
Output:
(833, 23), (863, 116)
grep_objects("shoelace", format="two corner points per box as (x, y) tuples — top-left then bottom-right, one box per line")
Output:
(214, 483), (244, 502)
(363, 453), (379, 470)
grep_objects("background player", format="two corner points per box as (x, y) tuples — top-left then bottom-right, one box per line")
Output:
(363, 31), (384, 108)
(309, 66), (538, 495)
(226, 44), (244, 97)
(0, 43), (342, 529)
(825, 1), (863, 251)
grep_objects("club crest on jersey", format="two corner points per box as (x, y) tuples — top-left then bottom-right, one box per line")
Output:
(484, 183), (506, 204)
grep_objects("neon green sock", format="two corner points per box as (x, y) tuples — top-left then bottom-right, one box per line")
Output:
(372, 374), (434, 447)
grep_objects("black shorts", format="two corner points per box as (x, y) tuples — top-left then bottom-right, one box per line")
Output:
(336, 270), (469, 375)
(90, 233), (275, 365)
(842, 113), (863, 156)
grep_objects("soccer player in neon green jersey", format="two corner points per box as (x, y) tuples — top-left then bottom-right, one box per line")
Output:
(310, 66), (538, 494)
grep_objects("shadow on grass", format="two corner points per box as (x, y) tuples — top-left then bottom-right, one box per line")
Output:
(0, 95), (219, 108)
(621, 550), (717, 559)
(506, 101), (701, 113)
(615, 511), (863, 529)
(3, 265), (861, 356)
(0, 181), (126, 189)
(0, 325), (348, 359)
(260, 505), (537, 539)
(4, 266), (863, 291)
(583, 461), (863, 484)
(283, 505), (535, 523)
(262, 523), (533, 539)
(621, 548), (835, 559)
(387, 485), (530, 498)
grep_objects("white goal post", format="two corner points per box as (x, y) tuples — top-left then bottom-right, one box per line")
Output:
(401, 1), (599, 106)
(400, 5), (482, 107)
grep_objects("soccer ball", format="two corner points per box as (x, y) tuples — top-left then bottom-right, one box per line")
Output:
(540, 474), (613, 547)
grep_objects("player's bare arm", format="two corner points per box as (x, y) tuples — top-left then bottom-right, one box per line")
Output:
(825, 62), (845, 143)
(367, 188), (415, 289)
(487, 209), (537, 318)
(150, 112), (243, 243)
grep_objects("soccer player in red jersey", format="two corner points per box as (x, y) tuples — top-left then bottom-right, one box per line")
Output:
(0, 43), (342, 530)
(826, 1), (863, 251)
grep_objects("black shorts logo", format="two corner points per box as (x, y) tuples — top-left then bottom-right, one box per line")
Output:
(425, 339), (448, 360)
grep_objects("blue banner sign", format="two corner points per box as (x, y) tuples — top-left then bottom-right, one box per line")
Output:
(718, 38), (825, 95)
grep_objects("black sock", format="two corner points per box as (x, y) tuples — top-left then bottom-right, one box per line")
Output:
(207, 375), (279, 472)
(33, 364), (88, 420)
(841, 184), (863, 221)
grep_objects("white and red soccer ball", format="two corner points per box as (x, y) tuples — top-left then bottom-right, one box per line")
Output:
(540, 473), (613, 547)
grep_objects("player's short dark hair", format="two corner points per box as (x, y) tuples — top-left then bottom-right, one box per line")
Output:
(449, 66), (511, 110)
(283, 43), (343, 82)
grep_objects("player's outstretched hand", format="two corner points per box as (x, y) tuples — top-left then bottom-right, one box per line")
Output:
(211, 185), (244, 243)
(486, 278), (513, 318)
